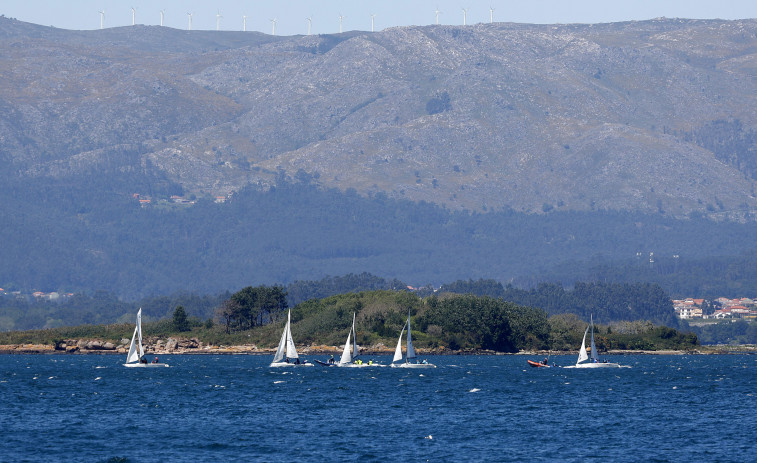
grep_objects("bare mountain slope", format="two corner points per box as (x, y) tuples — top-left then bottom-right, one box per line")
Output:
(1, 17), (756, 218)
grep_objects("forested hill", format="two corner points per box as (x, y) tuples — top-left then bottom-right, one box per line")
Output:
(3, 179), (757, 299)
(438, 280), (678, 328)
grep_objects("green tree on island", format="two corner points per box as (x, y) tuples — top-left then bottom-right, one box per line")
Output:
(215, 285), (289, 333)
(172, 305), (190, 332)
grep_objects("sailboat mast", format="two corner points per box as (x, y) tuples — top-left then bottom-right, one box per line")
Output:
(590, 314), (598, 362)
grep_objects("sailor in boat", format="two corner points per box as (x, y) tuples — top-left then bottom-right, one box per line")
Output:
(152, 357), (159, 364)
(328, 355), (335, 364)
(541, 358), (548, 365)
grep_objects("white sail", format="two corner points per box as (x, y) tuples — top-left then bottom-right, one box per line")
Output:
(123, 308), (170, 368)
(393, 324), (406, 363)
(577, 325), (589, 364)
(351, 313), (359, 361)
(339, 313), (358, 365)
(125, 308), (144, 364)
(339, 330), (353, 365)
(126, 325), (140, 364)
(272, 317), (288, 364)
(136, 309), (144, 359)
(285, 311), (299, 359)
(406, 314), (415, 360)
(589, 315), (599, 363)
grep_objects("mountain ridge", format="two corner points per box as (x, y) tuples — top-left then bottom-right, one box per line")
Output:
(2, 16), (756, 218)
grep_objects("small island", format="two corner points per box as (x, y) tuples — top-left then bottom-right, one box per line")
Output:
(0, 290), (708, 356)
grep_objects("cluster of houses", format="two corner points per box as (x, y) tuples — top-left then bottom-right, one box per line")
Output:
(132, 193), (229, 206)
(673, 297), (757, 320)
(0, 289), (74, 301)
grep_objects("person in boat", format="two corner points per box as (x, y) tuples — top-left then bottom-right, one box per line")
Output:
(328, 355), (335, 364)
(368, 360), (373, 365)
(541, 358), (548, 365)
(295, 358), (300, 365)
(140, 356), (147, 364)
(421, 359), (428, 364)
(152, 357), (159, 364)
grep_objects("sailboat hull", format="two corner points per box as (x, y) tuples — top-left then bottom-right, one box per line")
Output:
(527, 360), (552, 368)
(565, 362), (623, 369)
(123, 363), (170, 368)
(338, 362), (384, 368)
(391, 362), (436, 368)
(270, 361), (313, 367)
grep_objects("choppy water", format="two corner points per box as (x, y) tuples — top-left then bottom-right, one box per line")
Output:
(1, 354), (755, 462)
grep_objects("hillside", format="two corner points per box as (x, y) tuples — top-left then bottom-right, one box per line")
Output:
(1, 16), (756, 218)
(2, 17), (757, 298)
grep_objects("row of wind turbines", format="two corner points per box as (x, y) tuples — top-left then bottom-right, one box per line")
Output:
(97, 7), (499, 35)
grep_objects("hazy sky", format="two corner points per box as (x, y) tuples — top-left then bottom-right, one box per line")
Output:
(2, 1), (756, 36)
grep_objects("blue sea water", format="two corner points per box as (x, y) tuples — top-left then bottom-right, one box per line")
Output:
(1, 354), (755, 462)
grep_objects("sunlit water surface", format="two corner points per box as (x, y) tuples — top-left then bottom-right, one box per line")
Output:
(1, 354), (755, 462)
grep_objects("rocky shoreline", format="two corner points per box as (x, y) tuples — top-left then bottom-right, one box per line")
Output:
(1, 338), (754, 355)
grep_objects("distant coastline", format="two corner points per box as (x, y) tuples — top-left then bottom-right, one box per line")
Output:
(1, 342), (753, 356)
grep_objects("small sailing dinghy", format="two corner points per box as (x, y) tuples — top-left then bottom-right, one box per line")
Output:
(270, 310), (312, 367)
(337, 313), (381, 367)
(564, 315), (624, 369)
(123, 308), (169, 368)
(391, 313), (436, 368)
(316, 313), (381, 367)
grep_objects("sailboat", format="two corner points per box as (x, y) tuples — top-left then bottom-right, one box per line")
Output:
(337, 313), (381, 367)
(565, 315), (623, 369)
(270, 310), (312, 367)
(123, 308), (169, 368)
(391, 313), (436, 368)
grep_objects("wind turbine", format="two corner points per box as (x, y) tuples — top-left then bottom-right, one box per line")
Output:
(462, 8), (467, 26)
(370, 13), (376, 32)
(187, 12), (193, 31)
(271, 18), (277, 35)
(99, 10), (104, 29)
(216, 10), (222, 31)
(160, 10), (165, 27)
(306, 16), (312, 35)
(490, 6), (495, 23)
(338, 14), (344, 33)
(243, 15), (247, 32)
(131, 7), (136, 26)
(435, 7), (441, 25)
